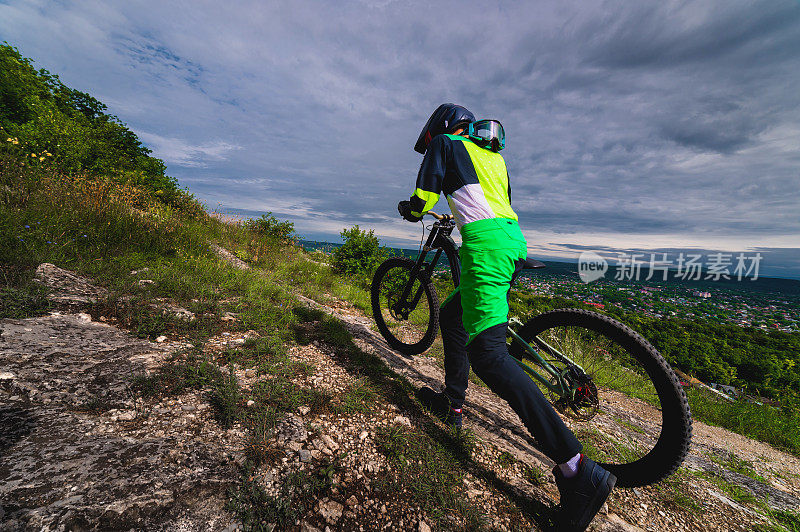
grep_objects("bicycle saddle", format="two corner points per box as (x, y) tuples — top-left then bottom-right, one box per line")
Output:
(523, 257), (546, 270)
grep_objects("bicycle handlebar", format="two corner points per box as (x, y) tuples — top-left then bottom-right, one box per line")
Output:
(424, 211), (450, 221)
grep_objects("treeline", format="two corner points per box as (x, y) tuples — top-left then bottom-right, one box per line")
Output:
(0, 42), (183, 203)
(510, 292), (800, 402)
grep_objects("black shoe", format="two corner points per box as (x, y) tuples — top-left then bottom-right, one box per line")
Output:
(553, 455), (616, 531)
(415, 386), (462, 428)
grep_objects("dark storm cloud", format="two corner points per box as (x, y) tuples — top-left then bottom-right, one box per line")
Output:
(1, 0), (798, 274)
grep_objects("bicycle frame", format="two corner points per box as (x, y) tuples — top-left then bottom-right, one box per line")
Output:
(394, 213), (586, 401)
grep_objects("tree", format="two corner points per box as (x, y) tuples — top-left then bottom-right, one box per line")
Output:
(332, 226), (387, 278)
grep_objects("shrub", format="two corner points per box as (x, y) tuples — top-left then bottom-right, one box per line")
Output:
(243, 212), (296, 242)
(332, 225), (388, 278)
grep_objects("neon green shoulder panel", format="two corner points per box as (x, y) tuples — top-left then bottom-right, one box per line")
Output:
(460, 140), (517, 221)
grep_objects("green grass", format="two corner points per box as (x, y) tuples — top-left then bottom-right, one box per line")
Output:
(766, 509), (800, 532)
(0, 282), (51, 318)
(708, 451), (767, 483)
(497, 451), (516, 468)
(653, 469), (703, 515)
(228, 455), (346, 531)
(375, 423), (485, 529)
(616, 417), (647, 435)
(211, 364), (243, 429)
(130, 348), (224, 398)
(697, 470), (764, 508)
(243, 406), (281, 466)
(688, 387), (800, 456)
(521, 464), (546, 486)
(250, 375), (331, 415)
(335, 378), (378, 414)
(575, 426), (643, 464)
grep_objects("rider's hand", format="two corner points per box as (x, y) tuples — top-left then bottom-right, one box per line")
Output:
(398, 200), (422, 222)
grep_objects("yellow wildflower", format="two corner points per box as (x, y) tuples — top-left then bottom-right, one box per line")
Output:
(30, 153), (36, 157)
(39, 156), (45, 161)
(12, 139), (19, 145)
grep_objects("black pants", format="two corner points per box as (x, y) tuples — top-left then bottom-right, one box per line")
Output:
(440, 291), (582, 464)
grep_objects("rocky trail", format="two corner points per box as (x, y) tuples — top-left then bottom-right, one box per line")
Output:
(1, 258), (799, 531)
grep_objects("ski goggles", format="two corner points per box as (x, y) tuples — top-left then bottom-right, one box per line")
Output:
(468, 119), (505, 151)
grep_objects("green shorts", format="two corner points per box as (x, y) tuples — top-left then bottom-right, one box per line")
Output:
(443, 218), (527, 343)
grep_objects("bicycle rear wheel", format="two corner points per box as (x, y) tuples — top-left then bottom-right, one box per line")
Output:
(371, 258), (439, 356)
(509, 309), (692, 487)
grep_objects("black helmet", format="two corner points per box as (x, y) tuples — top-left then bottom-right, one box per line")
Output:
(414, 103), (475, 154)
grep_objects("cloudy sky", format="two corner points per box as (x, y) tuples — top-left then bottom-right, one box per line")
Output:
(2, 0), (799, 278)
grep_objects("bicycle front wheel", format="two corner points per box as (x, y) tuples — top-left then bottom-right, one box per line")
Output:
(510, 309), (692, 487)
(371, 257), (439, 356)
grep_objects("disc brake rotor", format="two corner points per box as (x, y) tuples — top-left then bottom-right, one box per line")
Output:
(549, 372), (600, 421)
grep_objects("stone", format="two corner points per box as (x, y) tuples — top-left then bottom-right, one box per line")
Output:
(210, 244), (250, 270)
(244, 369), (256, 378)
(320, 434), (338, 451)
(33, 263), (109, 304)
(318, 499), (343, 524)
(299, 449), (312, 462)
(276, 414), (308, 443)
(298, 406), (311, 416)
(358, 431), (369, 441)
(0, 371), (14, 382)
(155, 335), (168, 343)
(138, 279), (156, 287)
(247, 400), (256, 407)
(163, 305), (196, 321)
(300, 523), (322, 532)
(346, 495), (358, 507)
(0, 306), (240, 528)
(393, 415), (412, 427)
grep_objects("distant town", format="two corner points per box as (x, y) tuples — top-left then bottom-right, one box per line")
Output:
(300, 240), (800, 334)
(514, 268), (800, 333)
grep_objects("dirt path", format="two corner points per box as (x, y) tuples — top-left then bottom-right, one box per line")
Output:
(294, 291), (800, 531)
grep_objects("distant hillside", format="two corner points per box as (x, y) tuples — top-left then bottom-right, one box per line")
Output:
(300, 240), (800, 296)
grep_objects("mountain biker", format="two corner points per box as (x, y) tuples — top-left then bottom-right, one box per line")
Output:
(398, 103), (616, 531)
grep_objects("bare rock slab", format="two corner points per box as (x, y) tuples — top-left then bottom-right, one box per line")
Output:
(33, 263), (109, 304)
(0, 314), (236, 530)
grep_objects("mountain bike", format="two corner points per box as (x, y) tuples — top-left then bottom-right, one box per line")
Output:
(370, 211), (692, 487)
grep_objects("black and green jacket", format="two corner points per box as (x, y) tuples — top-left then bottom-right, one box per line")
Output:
(409, 133), (517, 229)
